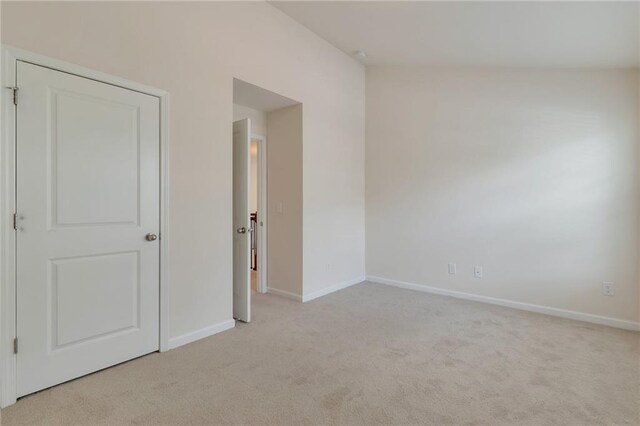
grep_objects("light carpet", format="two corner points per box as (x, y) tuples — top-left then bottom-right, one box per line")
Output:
(1, 282), (639, 425)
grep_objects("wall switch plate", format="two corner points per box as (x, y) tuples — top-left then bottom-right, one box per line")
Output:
(602, 282), (615, 296)
(277, 202), (283, 214)
(448, 263), (457, 275)
(474, 266), (483, 278)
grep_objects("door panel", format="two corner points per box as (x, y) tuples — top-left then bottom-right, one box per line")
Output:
(16, 61), (160, 397)
(233, 119), (251, 322)
(52, 90), (139, 227)
(52, 251), (139, 348)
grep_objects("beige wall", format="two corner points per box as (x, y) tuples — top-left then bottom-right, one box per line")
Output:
(0, 1), (366, 340)
(366, 67), (639, 323)
(267, 105), (303, 296)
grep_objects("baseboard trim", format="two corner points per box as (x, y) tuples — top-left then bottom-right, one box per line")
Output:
(366, 275), (640, 332)
(168, 319), (236, 350)
(267, 287), (303, 302)
(302, 276), (365, 302)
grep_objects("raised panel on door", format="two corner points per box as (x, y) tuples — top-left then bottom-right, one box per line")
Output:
(51, 89), (140, 227)
(16, 61), (160, 397)
(51, 251), (140, 349)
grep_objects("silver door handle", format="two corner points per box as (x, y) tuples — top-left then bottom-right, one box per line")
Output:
(145, 233), (158, 241)
(236, 227), (247, 234)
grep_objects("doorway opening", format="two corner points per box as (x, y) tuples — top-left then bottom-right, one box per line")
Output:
(232, 78), (302, 322)
(250, 134), (267, 294)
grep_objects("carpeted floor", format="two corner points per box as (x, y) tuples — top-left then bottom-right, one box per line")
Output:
(1, 282), (639, 425)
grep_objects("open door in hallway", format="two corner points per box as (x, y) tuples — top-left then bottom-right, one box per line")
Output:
(233, 118), (251, 322)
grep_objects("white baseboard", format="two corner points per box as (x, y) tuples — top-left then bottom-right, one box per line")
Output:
(302, 276), (365, 302)
(366, 275), (640, 332)
(267, 277), (365, 303)
(168, 319), (236, 350)
(267, 286), (303, 302)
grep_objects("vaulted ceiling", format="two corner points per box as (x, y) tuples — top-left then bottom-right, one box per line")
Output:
(270, 1), (639, 68)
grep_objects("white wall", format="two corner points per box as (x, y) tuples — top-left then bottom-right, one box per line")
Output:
(303, 70), (366, 296)
(1, 2), (366, 341)
(366, 68), (639, 324)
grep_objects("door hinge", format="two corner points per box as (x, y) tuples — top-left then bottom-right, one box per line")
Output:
(6, 86), (18, 105)
(13, 338), (18, 354)
(13, 213), (18, 230)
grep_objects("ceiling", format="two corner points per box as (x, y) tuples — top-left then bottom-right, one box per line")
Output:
(270, 1), (640, 68)
(233, 78), (299, 112)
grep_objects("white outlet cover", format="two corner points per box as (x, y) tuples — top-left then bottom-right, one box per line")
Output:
(602, 282), (615, 296)
(474, 266), (483, 278)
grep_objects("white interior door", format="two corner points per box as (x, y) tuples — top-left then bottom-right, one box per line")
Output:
(233, 119), (251, 322)
(16, 61), (160, 397)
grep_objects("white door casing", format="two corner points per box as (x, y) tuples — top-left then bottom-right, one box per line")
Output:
(233, 119), (251, 322)
(15, 61), (161, 397)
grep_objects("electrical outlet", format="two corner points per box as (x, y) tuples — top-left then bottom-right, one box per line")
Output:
(474, 266), (483, 278)
(602, 282), (615, 296)
(448, 263), (457, 275)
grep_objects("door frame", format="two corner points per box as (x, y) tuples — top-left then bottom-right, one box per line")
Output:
(251, 133), (268, 294)
(0, 45), (171, 407)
